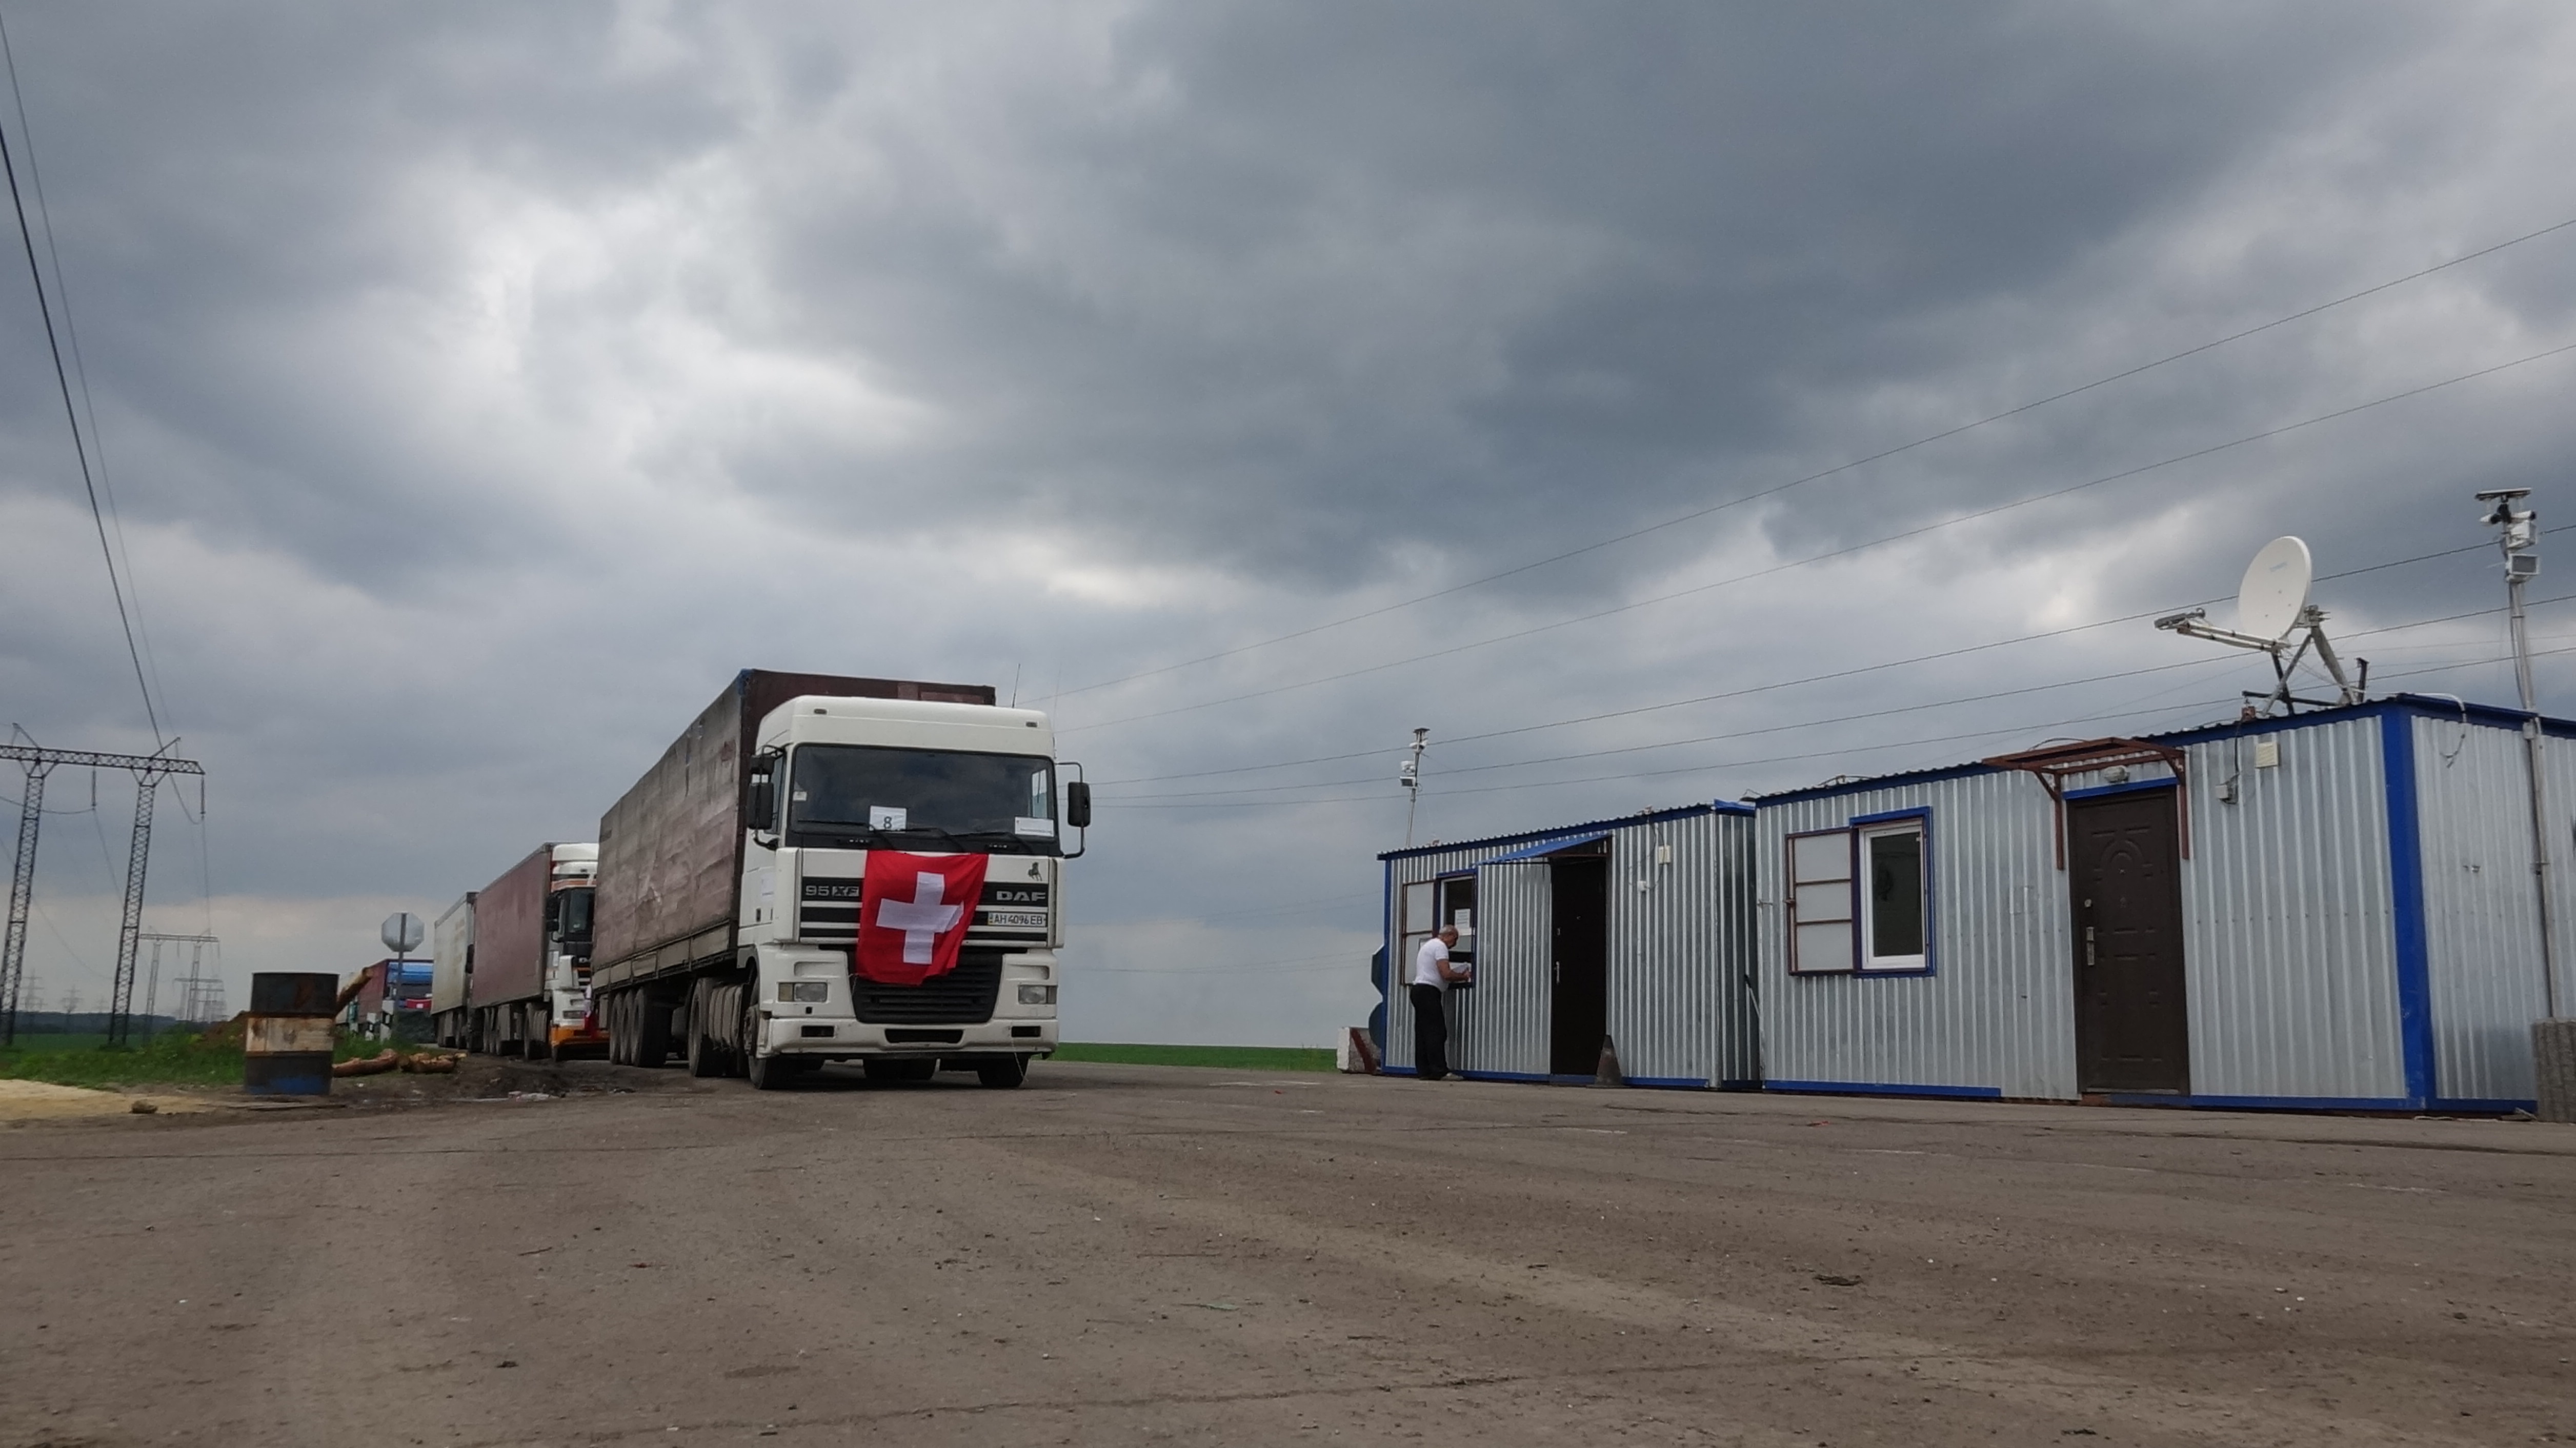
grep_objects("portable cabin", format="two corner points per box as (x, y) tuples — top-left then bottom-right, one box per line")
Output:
(1750, 694), (2569, 1112)
(1377, 801), (1758, 1088)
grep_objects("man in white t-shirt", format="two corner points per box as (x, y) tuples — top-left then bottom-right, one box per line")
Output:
(1410, 926), (1471, 1080)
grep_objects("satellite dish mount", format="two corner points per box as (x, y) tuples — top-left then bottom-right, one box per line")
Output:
(2154, 535), (2364, 716)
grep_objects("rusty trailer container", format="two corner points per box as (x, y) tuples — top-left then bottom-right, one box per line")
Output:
(1751, 694), (2567, 1113)
(591, 670), (997, 997)
(244, 972), (338, 1096)
(1376, 802), (1758, 1088)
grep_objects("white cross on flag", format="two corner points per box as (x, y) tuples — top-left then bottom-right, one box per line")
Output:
(855, 850), (989, 986)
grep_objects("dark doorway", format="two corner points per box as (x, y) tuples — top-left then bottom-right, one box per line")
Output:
(1549, 855), (1609, 1077)
(2067, 788), (2189, 1094)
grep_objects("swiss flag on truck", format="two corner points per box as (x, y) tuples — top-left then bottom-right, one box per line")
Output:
(854, 852), (988, 986)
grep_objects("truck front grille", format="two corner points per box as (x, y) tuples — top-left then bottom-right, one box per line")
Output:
(851, 951), (1002, 1025)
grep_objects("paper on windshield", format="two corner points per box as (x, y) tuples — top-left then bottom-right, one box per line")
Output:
(869, 805), (909, 830)
(1014, 817), (1056, 837)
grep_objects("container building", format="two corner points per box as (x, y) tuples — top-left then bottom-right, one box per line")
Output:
(1751, 694), (2567, 1112)
(1376, 802), (1757, 1088)
(1372, 694), (2566, 1114)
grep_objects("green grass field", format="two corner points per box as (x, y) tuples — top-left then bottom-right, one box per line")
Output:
(0, 1029), (245, 1088)
(1051, 1042), (1335, 1073)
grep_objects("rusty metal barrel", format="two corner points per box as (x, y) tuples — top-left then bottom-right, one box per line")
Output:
(244, 972), (338, 1095)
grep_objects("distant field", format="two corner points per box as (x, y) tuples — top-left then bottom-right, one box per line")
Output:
(2, 1033), (116, 1054)
(0, 1029), (244, 1087)
(1051, 1042), (1335, 1073)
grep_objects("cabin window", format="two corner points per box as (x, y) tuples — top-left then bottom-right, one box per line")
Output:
(1859, 821), (1927, 971)
(1788, 813), (1933, 975)
(1786, 830), (1855, 974)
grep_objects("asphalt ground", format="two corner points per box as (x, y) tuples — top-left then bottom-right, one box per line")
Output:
(2, 1060), (2571, 1447)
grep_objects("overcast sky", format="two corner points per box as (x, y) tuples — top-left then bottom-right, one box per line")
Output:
(2, 2), (2572, 1044)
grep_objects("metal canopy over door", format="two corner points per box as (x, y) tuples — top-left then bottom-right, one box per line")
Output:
(1549, 854), (1609, 1077)
(2068, 788), (2189, 1094)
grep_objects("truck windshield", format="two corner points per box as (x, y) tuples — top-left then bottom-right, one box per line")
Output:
(789, 746), (1057, 854)
(557, 887), (594, 947)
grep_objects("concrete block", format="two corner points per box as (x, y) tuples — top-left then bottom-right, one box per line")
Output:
(2535, 1019), (2576, 1123)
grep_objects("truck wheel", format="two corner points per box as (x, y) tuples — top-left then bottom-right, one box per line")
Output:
(685, 980), (723, 1077)
(747, 1047), (796, 1091)
(976, 1055), (1029, 1090)
(634, 998), (672, 1068)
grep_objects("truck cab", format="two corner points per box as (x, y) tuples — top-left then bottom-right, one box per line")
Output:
(544, 845), (604, 1056)
(731, 694), (1075, 1083)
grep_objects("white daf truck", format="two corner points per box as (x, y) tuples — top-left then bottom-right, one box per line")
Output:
(587, 670), (1086, 1089)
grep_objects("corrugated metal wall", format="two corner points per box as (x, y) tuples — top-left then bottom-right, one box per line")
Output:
(1456, 860), (1552, 1078)
(2179, 717), (2404, 1101)
(1606, 810), (1758, 1086)
(1757, 770), (2075, 1099)
(2418, 712), (2550, 1102)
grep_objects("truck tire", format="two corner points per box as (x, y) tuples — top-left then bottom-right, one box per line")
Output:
(685, 980), (723, 1077)
(976, 1055), (1029, 1090)
(746, 1047), (796, 1091)
(604, 993), (627, 1064)
(634, 998), (673, 1068)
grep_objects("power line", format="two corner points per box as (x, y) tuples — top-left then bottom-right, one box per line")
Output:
(1098, 602), (2576, 812)
(0, 28), (162, 747)
(1096, 529), (2568, 790)
(1062, 338), (2576, 736)
(1052, 210), (2576, 705)
(1106, 588), (2576, 802)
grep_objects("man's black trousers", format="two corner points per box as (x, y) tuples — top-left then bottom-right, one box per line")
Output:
(1409, 982), (1450, 1080)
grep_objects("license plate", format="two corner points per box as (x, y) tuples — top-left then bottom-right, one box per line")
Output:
(983, 911), (1046, 928)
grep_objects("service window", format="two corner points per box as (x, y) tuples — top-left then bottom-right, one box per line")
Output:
(1787, 830), (1855, 974)
(1436, 875), (1477, 966)
(1399, 880), (1437, 986)
(1858, 820), (1927, 972)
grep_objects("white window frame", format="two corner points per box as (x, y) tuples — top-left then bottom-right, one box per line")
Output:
(1856, 817), (1929, 974)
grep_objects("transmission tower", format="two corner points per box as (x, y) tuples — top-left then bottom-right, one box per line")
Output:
(2, 734), (204, 1045)
(137, 933), (218, 1040)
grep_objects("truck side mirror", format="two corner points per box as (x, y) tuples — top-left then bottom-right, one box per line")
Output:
(746, 754), (779, 834)
(1064, 780), (1092, 829)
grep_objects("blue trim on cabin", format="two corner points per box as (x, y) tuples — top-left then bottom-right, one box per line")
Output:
(1759, 760), (2003, 808)
(1849, 805), (1931, 825)
(1548, 1073), (1598, 1085)
(2061, 777), (2178, 802)
(1625, 1075), (1712, 1089)
(1378, 800), (1738, 862)
(2429, 1096), (2538, 1114)
(2379, 708), (2437, 1109)
(1486, 831), (1611, 863)
(2101, 1092), (2421, 1113)
(1767, 1079), (2005, 1099)
(1459, 1070), (1551, 1083)
(1750, 695), (2576, 810)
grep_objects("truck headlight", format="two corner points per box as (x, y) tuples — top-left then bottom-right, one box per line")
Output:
(779, 981), (831, 1003)
(1016, 984), (1056, 1005)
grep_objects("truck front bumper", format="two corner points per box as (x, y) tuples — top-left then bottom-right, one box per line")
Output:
(754, 1015), (1056, 1057)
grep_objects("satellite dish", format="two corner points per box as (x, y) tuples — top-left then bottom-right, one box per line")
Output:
(381, 912), (425, 956)
(2235, 535), (2313, 640)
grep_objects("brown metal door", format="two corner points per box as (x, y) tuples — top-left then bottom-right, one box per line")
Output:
(2068, 789), (2189, 1094)
(1549, 857), (1608, 1077)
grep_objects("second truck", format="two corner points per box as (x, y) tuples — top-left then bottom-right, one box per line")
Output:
(588, 669), (1085, 1089)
